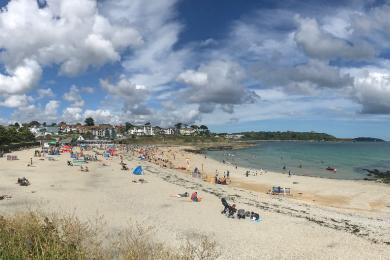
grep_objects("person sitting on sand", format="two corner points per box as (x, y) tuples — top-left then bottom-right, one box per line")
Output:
(221, 198), (229, 214)
(218, 176), (227, 185)
(191, 192), (200, 202)
(228, 204), (237, 218)
(84, 166), (89, 172)
(176, 192), (189, 198)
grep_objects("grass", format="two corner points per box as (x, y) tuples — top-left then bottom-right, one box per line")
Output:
(0, 212), (220, 260)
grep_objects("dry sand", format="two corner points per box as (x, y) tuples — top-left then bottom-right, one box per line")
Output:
(1, 146), (390, 259)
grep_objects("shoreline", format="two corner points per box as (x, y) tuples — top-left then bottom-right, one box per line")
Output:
(156, 145), (390, 212)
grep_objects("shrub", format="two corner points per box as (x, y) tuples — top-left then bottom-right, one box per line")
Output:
(0, 213), (220, 260)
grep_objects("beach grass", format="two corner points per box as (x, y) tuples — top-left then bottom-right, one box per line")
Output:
(0, 212), (219, 260)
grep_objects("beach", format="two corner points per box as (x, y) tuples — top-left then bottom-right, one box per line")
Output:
(1, 146), (390, 259)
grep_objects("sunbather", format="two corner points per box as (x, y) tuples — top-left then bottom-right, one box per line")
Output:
(228, 204), (237, 218)
(250, 212), (260, 221)
(237, 209), (246, 219)
(221, 198), (229, 214)
(191, 192), (200, 202)
(176, 192), (189, 198)
(17, 177), (30, 186)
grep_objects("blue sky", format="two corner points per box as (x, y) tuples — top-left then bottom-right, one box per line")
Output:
(1, 0), (390, 139)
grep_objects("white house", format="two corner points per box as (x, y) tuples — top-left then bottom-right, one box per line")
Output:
(179, 127), (196, 136)
(129, 125), (154, 136)
(91, 125), (116, 139)
(163, 128), (175, 135)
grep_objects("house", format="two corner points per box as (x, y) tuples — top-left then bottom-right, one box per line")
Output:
(45, 126), (60, 136)
(128, 124), (155, 136)
(179, 127), (196, 136)
(163, 128), (175, 135)
(225, 134), (244, 139)
(91, 125), (116, 139)
(29, 126), (46, 137)
(63, 125), (78, 133)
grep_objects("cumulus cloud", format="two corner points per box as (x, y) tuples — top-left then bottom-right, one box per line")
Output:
(103, 0), (190, 88)
(256, 60), (353, 94)
(62, 107), (83, 123)
(294, 15), (374, 60)
(37, 88), (55, 99)
(63, 85), (85, 107)
(0, 0), (143, 95)
(0, 59), (42, 95)
(0, 94), (31, 108)
(44, 100), (60, 120)
(83, 109), (120, 124)
(353, 71), (390, 114)
(178, 60), (258, 113)
(101, 76), (150, 115)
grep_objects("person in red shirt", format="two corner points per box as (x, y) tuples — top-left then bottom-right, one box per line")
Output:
(191, 192), (200, 202)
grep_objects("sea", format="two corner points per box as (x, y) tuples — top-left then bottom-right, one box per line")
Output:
(206, 141), (390, 180)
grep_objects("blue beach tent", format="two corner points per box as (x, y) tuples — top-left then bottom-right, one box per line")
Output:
(133, 166), (143, 175)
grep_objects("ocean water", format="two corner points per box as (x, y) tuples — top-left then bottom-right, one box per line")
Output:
(206, 141), (390, 180)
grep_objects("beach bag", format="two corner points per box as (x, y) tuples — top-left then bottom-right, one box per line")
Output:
(237, 209), (246, 219)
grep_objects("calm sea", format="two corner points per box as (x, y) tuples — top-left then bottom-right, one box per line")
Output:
(206, 141), (390, 180)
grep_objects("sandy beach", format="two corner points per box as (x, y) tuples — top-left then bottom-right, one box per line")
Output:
(1, 146), (390, 259)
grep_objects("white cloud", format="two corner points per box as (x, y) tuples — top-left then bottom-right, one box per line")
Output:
(44, 100), (60, 118)
(177, 70), (208, 86)
(0, 0), (143, 85)
(83, 109), (120, 124)
(62, 107), (83, 123)
(104, 0), (190, 88)
(178, 60), (258, 113)
(63, 85), (85, 107)
(0, 94), (31, 108)
(294, 15), (374, 60)
(37, 88), (54, 98)
(101, 76), (150, 115)
(353, 71), (390, 114)
(0, 59), (42, 95)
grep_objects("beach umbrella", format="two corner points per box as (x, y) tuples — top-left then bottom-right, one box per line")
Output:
(133, 166), (143, 175)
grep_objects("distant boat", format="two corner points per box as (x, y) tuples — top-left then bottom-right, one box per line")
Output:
(326, 167), (337, 172)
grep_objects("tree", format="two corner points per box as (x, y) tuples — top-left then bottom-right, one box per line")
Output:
(191, 124), (199, 129)
(85, 117), (94, 126)
(43, 122), (47, 127)
(14, 122), (20, 128)
(174, 123), (182, 129)
(51, 122), (56, 127)
(28, 121), (40, 127)
(199, 125), (210, 135)
(125, 122), (134, 132)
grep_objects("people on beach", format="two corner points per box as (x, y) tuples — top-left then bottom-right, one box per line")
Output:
(191, 192), (200, 202)
(176, 192), (189, 198)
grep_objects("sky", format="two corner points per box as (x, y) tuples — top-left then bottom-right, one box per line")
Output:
(1, 0), (390, 139)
